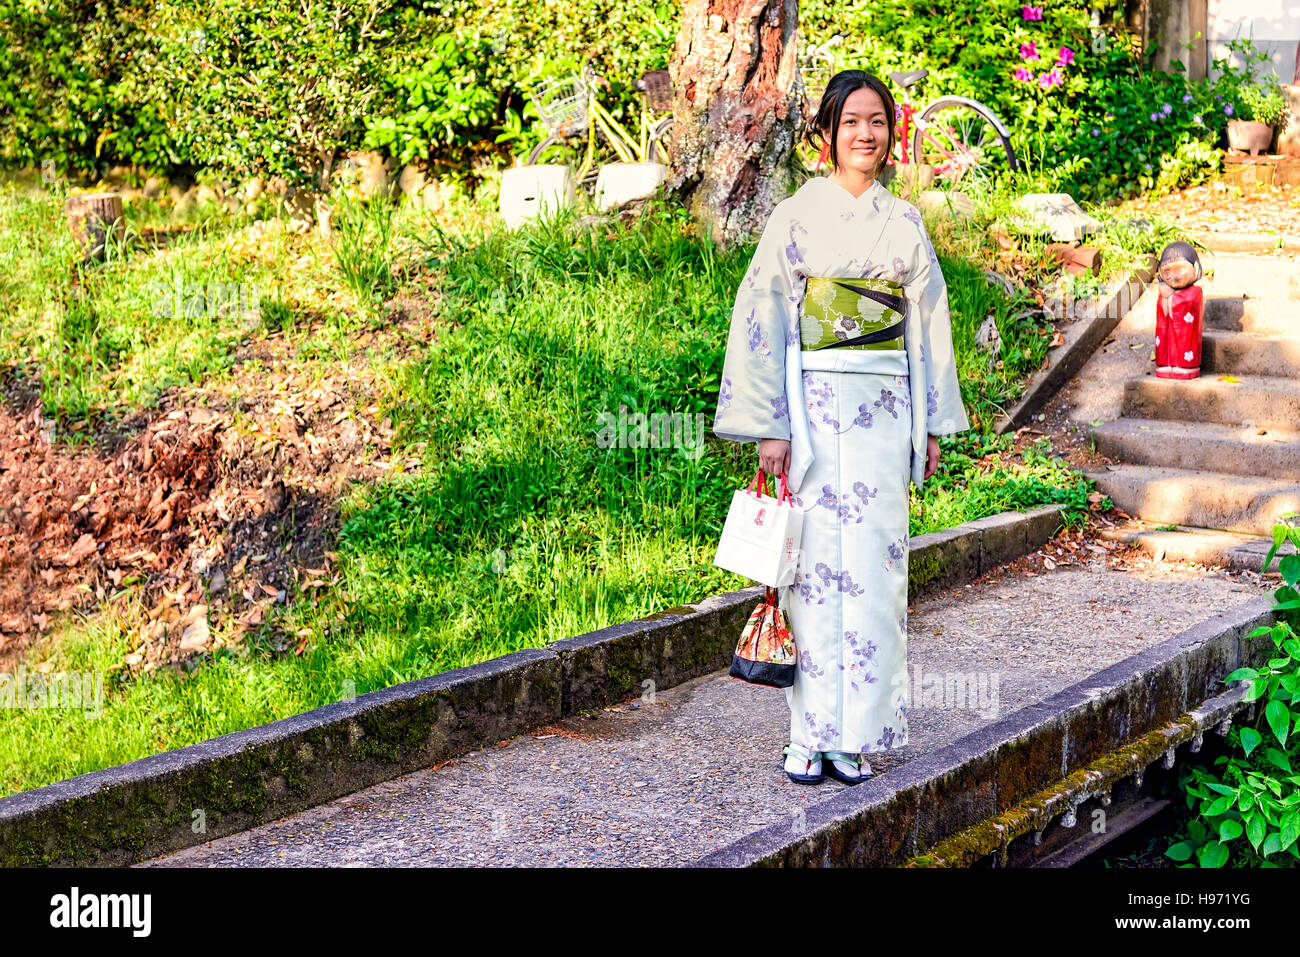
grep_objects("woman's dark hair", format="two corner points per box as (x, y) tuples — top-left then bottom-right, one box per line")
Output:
(804, 70), (896, 174)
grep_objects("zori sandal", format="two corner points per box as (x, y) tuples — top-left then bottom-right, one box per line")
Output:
(822, 751), (872, 784)
(781, 743), (824, 784)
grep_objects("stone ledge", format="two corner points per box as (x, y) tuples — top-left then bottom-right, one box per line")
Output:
(0, 648), (561, 867)
(0, 505), (1068, 866)
(906, 684), (1253, 867)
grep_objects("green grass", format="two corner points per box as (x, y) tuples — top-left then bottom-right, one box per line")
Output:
(0, 184), (1101, 796)
(0, 181), (362, 426)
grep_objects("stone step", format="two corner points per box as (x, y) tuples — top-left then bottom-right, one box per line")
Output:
(1092, 417), (1300, 479)
(1096, 523), (1295, 572)
(1205, 296), (1298, 335)
(1204, 255), (1300, 297)
(1087, 464), (1300, 536)
(1202, 329), (1300, 378)
(1123, 373), (1300, 431)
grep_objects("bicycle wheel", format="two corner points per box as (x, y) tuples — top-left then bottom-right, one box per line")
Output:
(527, 133), (601, 191)
(647, 116), (674, 164)
(912, 96), (1017, 189)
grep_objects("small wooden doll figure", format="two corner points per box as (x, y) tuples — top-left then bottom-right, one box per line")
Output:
(1154, 241), (1204, 380)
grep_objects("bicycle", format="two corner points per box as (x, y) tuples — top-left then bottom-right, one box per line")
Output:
(525, 61), (675, 193)
(793, 34), (1018, 190)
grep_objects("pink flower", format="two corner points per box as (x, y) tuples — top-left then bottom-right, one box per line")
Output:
(1014, 67), (1035, 82)
(1038, 68), (1064, 89)
(1057, 46), (1075, 66)
(1021, 5), (1043, 20)
(1020, 41), (1040, 60)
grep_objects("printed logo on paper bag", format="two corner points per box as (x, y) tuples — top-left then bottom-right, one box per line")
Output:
(754, 508), (766, 526)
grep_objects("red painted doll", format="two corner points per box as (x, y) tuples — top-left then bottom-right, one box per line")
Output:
(1154, 241), (1204, 380)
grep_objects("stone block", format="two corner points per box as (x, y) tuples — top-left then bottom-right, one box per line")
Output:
(917, 189), (975, 218)
(1016, 193), (1102, 242)
(548, 594), (738, 714)
(1048, 243), (1102, 276)
(967, 510), (1030, 574)
(912, 749), (998, 851)
(907, 524), (981, 597)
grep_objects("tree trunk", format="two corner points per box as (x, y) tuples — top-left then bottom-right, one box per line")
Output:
(64, 192), (125, 263)
(666, 0), (803, 247)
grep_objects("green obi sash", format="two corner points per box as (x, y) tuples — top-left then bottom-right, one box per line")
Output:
(801, 277), (906, 351)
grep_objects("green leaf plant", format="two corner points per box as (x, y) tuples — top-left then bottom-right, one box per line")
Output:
(1167, 514), (1300, 868)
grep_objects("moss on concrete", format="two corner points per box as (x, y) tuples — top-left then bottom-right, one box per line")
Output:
(906, 712), (1214, 867)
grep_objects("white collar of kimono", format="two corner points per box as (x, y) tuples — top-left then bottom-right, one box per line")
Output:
(802, 175), (886, 205)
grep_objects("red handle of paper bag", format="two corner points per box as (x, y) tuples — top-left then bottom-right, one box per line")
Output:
(749, 470), (792, 503)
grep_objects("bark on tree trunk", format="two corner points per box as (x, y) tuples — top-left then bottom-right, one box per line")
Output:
(666, 0), (803, 247)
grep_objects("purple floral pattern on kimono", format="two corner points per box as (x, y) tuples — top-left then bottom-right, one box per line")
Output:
(745, 309), (772, 361)
(802, 373), (840, 432)
(717, 377), (734, 413)
(812, 561), (866, 597)
(770, 394), (788, 421)
(798, 649), (825, 678)
(791, 567), (826, 606)
(881, 537), (907, 573)
(874, 388), (902, 419)
(841, 630), (879, 693)
(805, 479), (878, 526)
(806, 712), (838, 751)
(838, 403), (874, 434)
(927, 385), (939, 416)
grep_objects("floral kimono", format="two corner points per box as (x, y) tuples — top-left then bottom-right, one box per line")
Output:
(712, 175), (969, 757)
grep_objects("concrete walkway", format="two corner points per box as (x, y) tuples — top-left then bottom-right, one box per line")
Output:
(141, 547), (1269, 867)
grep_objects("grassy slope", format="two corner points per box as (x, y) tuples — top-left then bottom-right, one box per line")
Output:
(0, 182), (1094, 795)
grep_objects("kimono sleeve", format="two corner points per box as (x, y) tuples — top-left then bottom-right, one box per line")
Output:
(712, 205), (802, 444)
(904, 216), (971, 437)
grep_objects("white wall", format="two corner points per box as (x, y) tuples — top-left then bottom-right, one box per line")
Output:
(1208, 0), (1300, 83)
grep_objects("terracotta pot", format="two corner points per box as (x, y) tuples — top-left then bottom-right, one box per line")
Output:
(1226, 119), (1275, 155)
(1279, 86), (1300, 158)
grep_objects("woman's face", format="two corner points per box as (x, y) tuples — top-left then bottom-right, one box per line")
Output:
(826, 86), (889, 176)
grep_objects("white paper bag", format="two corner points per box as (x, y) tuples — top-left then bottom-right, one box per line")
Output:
(713, 471), (804, 587)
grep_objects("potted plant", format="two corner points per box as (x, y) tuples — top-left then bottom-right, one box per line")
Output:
(1229, 82), (1286, 154)
(1213, 38), (1286, 155)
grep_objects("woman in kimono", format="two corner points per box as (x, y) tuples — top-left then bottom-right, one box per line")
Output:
(712, 70), (970, 785)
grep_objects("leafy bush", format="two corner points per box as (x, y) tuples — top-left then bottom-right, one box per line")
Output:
(2, 0), (1260, 203)
(1167, 518), (1300, 868)
(362, 32), (501, 168)
(145, 0), (401, 193)
(0, 0), (173, 177)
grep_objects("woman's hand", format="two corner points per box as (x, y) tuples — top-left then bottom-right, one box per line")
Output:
(758, 438), (791, 479)
(924, 434), (941, 481)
